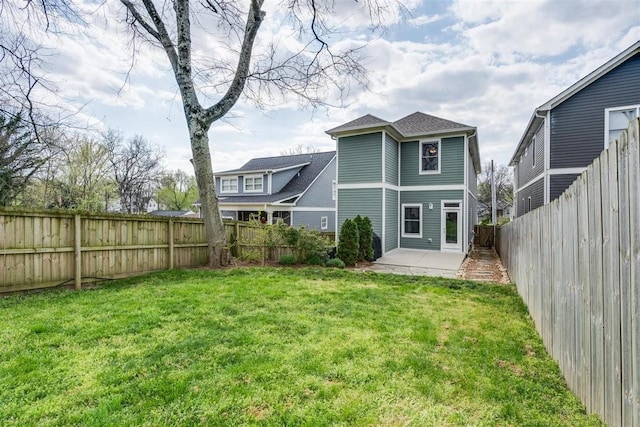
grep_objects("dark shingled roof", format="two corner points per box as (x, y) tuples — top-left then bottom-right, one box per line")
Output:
(216, 151), (336, 204)
(392, 112), (472, 136)
(325, 114), (388, 135)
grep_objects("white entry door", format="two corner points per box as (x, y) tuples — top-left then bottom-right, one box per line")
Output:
(441, 201), (462, 252)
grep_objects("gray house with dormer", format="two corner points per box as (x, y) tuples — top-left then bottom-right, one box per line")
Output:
(211, 151), (337, 232)
(327, 112), (481, 254)
(510, 40), (640, 217)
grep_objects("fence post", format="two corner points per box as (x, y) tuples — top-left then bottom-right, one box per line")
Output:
(74, 214), (82, 290)
(168, 218), (174, 269)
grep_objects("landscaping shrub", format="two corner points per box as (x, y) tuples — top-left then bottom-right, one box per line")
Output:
(325, 258), (345, 268)
(337, 218), (359, 266)
(355, 215), (374, 261)
(278, 254), (296, 265)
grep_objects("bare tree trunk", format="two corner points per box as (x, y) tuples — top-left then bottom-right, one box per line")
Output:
(189, 119), (228, 267)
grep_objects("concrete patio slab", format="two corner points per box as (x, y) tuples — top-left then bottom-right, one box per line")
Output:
(367, 248), (466, 278)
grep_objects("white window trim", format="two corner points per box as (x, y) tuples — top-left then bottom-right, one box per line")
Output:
(331, 180), (337, 201)
(604, 104), (640, 148)
(320, 216), (328, 230)
(531, 135), (536, 168)
(419, 139), (441, 175)
(401, 203), (422, 238)
(243, 174), (264, 193)
(220, 176), (238, 194)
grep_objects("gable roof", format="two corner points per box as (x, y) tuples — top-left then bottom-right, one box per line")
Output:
(326, 111), (481, 174)
(215, 151), (336, 205)
(392, 112), (473, 136)
(510, 40), (640, 165)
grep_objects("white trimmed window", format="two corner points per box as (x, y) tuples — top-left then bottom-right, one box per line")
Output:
(331, 180), (337, 201)
(531, 135), (536, 168)
(420, 140), (440, 174)
(402, 204), (422, 238)
(220, 177), (238, 193)
(244, 175), (263, 192)
(605, 105), (640, 146)
(321, 216), (328, 230)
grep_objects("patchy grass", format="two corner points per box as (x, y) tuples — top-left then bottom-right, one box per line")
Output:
(0, 268), (601, 426)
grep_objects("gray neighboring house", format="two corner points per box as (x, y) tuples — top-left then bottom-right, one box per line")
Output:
(510, 40), (640, 217)
(327, 112), (481, 254)
(210, 151), (337, 232)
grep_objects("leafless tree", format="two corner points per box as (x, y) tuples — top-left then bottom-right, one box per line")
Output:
(119, 0), (396, 266)
(478, 161), (514, 214)
(1, 0), (81, 133)
(104, 130), (164, 214)
(280, 144), (321, 156)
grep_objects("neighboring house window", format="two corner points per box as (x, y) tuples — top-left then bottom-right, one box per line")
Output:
(605, 105), (640, 145)
(244, 175), (263, 192)
(528, 197), (532, 213)
(420, 140), (440, 174)
(221, 177), (238, 193)
(531, 136), (536, 168)
(321, 216), (328, 230)
(332, 180), (337, 201)
(402, 204), (422, 238)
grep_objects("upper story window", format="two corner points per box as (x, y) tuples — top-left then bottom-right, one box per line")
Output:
(244, 175), (263, 192)
(220, 177), (238, 193)
(605, 105), (640, 146)
(331, 180), (337, 201)
(531, 135), (536, 168)
(420, 140), (440, 174)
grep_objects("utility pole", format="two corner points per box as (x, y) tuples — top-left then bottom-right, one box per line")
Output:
(491, 159), (497, 225)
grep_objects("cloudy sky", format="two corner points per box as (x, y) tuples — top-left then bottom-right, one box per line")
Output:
(30, 0), (640, 173)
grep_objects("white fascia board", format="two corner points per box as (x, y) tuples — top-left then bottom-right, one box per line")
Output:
(547, 167), (587, 175)
(293, 207), (336, 212)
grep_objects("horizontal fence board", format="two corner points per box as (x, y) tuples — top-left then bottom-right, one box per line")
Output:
(496, 118), (640, 427)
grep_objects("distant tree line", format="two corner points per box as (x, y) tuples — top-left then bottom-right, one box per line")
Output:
(0, 112), (198, 213)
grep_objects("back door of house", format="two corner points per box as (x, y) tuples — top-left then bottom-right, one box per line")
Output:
(441, 201), (462, 252)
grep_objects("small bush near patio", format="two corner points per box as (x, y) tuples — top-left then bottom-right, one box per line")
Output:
(337, 218), (359, 266)
(325, 258), (345, 268)
(0, 268), (601, 426)
(278, 254), (296, 265)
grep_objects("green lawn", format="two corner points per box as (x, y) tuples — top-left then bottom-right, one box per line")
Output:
(0, 268), (601, 426)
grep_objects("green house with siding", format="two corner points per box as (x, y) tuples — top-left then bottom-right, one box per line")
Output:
(327, 112), (481, 255)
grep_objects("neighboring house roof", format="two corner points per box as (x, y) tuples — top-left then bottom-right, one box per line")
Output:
(510, 40), (640, 166)
(149, 210), (197, 217)
(215, 151), (336, 205)
(326, 111), (481, 174)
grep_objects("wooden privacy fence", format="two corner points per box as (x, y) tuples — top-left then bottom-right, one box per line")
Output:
(0, 211), (329, 293)
(496, 118), (640, 427)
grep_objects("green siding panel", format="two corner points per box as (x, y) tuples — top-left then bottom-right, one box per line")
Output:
(384, 134), (399, 185)
(338, 133), (383, 184)
(337, 188), (383, 238)
(399, 190), (464, 250)
(401, 136), (465, 186)
(385, 189), (399, 252)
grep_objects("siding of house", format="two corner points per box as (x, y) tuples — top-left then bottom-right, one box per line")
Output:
(516, 123), (545, 186)
(550, 52), (640, 169)
(384, 189), (399, 252)
(549, 173), (580, 202)
(399, 190), (464, 250)
(467, 150), (478, 197)
(292, 211), (335, 232)
(400, 136), (465, 186)
(385, 133), (399, 185)
(516, 178), (544, 215)
(467, 195), (476, 249)
(295, 158), (336, 208)
(337, 188), (383, 238)
(337, 132), (383, 183)
(271, 167), (304, 193)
